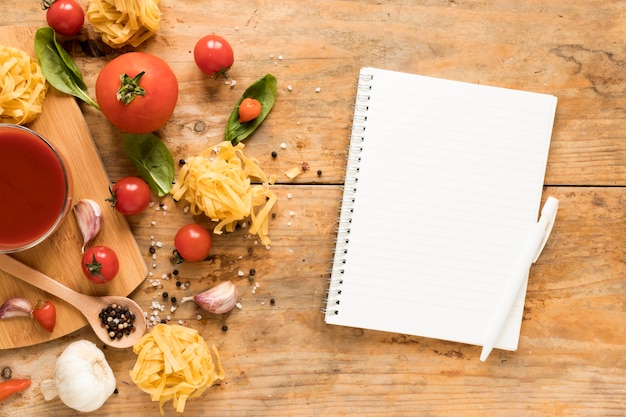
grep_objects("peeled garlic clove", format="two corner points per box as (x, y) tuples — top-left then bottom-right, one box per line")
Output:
(73, 199), (103, 253)
(0, 297), (33, 319)
(182, 281), (238, 314)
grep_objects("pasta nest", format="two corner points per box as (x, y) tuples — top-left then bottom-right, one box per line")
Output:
(170, 141), (277, 246)
(130, 324), (225, 414)
(0, 45), (47, 125)
(87, 0), (162, 48)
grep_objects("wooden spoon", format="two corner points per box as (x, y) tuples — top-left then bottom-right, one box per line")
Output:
(0, 254), (146, 348)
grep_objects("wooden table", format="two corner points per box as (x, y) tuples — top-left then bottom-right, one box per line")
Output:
(1, 1), (625, 416)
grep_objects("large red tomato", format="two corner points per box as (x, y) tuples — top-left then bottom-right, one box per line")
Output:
(96, 52), (178, 134)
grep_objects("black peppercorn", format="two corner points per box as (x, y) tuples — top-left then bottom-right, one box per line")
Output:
(171, 297), (177, 304)
(317, 169), (322, 176)
(221, 325), (228, 332)
(271, 151), (277, 158)
(162, 292), (169, 299)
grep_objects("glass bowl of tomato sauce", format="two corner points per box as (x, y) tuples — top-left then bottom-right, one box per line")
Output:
(0, 124), (73, 253)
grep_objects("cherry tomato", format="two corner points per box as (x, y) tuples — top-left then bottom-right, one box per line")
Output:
(82, 246), (119, 284)
(193, 35), (234, 78)
(174, 224), (212, 262)
(238, 98), (262, 123)
(32, 300), (56, 332)
(45, 0), (84, 37)
(107, 177), (151, 215)
(96, 52), (178, 134)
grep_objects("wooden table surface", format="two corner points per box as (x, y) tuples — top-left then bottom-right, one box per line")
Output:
(1, 1), (625, 416)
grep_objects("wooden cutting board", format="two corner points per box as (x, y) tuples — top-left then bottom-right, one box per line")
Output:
(0, 26), (148, 349)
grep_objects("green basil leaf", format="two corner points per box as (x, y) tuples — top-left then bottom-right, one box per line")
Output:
(225, 74), (277, 144)
(34, 27), (100, 110)
(123, 133), (175, 197)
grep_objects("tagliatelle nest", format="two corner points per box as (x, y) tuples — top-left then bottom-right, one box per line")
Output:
(170, 141), (277, 245)
(87, 0), (161, 48)
(0, 45), (47, 124)
(130, 324), (224, 415)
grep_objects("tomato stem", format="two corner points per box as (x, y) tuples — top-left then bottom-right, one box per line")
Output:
(85, 254), (106, 282)
(116, 72), (146, 105)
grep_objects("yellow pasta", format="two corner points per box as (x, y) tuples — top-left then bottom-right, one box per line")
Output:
(130, 324), (225, 415)
(0, 45), (47, 125)
(171, 141), (277, 245)
(87, 0), (161, 48)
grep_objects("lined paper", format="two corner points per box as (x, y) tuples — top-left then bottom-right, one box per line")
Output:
(325, 67), (557, 350)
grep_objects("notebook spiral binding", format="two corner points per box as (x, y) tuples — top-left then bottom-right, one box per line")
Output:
(323, 71), (373, 318)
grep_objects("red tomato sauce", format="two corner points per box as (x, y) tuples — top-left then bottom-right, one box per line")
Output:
(0, 127), (68, 250)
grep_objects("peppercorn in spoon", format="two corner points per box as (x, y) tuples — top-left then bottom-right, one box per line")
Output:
(0, 254), (146, 348)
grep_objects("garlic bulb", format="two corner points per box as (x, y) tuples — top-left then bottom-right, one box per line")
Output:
(40, 340), (116, 412)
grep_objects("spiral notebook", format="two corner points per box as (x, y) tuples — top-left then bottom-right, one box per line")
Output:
(324, 67), (558, 351)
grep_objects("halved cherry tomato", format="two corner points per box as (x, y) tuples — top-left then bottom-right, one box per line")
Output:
(238, 98), (262, 123)
(107, 177), (151, 216)
(44, 0), (84, 37)
(193, 35), (234, 78)
(96, 52), (178, 134)
(82, 246), (119, 284)
(174, 224), (212, 262)
(32, 300), (56, 333)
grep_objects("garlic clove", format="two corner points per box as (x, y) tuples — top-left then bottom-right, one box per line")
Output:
(73, 199), (103, 253)
(0, 297), (33, 319)
(182, 281), (239, 314)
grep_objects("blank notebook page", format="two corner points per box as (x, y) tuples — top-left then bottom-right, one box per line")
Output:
(325, 67), (557, 350)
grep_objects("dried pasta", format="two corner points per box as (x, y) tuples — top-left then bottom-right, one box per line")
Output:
(171, 141), (277, 245)
(87, 0), (161, 48)
(0, 45), (47, 124)
(130, 324), (225, 415)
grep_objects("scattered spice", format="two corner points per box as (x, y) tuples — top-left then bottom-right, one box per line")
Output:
(317, 169), (322, 176)
(1, 367), (11, 380)
(221, 325), (228, 332)
(270, 298), (275, 305)
(271, 151), (277, 158)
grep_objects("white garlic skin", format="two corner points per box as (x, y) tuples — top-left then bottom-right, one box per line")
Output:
(53, 340), (116, 412)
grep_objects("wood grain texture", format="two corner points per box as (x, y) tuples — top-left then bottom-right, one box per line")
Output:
(0, 1), (625, 416)
(0, 26), (147, 349)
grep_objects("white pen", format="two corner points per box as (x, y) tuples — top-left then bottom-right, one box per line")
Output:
(480, 196), (559, 362)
